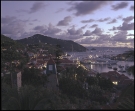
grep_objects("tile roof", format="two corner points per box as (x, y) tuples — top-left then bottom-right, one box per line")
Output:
(47, 55), (55, 65)
(59, 58), (74, 64)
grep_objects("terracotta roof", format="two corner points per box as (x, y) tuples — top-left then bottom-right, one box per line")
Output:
(119, 74), (129, 80)
(120, 79), (132, 85)
(47, 55), (55, 64)
(57, 66), (66, 72)
(30, 58), (36, 61)
(60, 58), (74, 64)
(37, 60), (47, 64)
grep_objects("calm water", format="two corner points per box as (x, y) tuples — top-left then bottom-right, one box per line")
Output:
(67, 47), (134, 79)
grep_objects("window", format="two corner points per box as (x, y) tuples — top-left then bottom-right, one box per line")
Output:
(49, 65), (53, 71)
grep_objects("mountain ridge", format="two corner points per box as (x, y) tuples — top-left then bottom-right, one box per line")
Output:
(16, 34), (87, 52)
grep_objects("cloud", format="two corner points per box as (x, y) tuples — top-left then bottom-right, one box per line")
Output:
(67, 27), (83, 35)
(111, 2), (128, 11)
(33, 23), (62, 35)
(29, 23), (33, 25)
(29, 2), (46, 13)
(122, 16), (134, 23)
(57, 16), (72, 26)
(117, 22), (134, 30)
(91, 27), (103, 35)
(81, 25), (87, 29)
(16, 9), (28, 13)
(130, 5), (134, 11)
(117, 15), (123, 19)
(127, 33), (134, 36)
(78, 33), (112, 46)
(81, 17), (111, 23)
(1, 16), (26, 39)
(90, 24), (98, 28)
(45, 23), (62, 35)
(32, 19), (39, 21)
(97, 17), (110, 22)
(110, 31), (134, 47)
(109, 26), (117, 31)
(111, 30), (128, 42)
(109, 21), (134, 31)
(107, 19), (117, 24)
(33, 26), (45, 31)
(67, 1), (109, 16)
(78, 29), (134, 47)
(83, 30), (91, 36)
(55, 8), (64, 13)
(16, 2), (47, 14)
(1, 16), (16, 24)
(81, 19), (95, 23)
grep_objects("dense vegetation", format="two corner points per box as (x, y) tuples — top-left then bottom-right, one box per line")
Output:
(127, 65), (134, 76)
(16, 34), (87, 52)
(116, 83), (134, 109)
(2, 64), (116, 109)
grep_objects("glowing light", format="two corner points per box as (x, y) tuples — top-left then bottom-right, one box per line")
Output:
(112, 81), (118, 85)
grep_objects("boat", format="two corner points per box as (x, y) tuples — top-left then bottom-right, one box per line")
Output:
(91, 48), (96, 50)
(113, 67), (117, 71)
(125, 64), (129, 70)
(118, 65), (124, 68)
(108, 64), (112, 69)
(118, 67), (126, 73)
(108, 60), (117, 65)
(88, 56), (118, 65)
(89, 58), (110, 65)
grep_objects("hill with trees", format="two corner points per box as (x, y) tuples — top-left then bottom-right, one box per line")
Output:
(16, 34), (87, 52)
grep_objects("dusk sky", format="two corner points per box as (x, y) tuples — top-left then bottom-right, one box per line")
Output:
(1, 1), (134, 48)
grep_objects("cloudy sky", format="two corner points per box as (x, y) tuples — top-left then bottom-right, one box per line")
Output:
(1, 1), (134, 47)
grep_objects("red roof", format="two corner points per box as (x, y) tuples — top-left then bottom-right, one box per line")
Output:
(59, 58), (73, 64)
(47, 56), (55, 65)
(30, 58), (36, 61)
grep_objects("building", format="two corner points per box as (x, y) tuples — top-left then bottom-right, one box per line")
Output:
(100, 71), (132, 88)
(17, 71), (22, 91)
(46, 55), (59, 91)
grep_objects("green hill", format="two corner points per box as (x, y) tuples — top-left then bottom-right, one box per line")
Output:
(1, 34), (24, 49)
(1, 34), (25, 62)
(16, 34), (87, 52)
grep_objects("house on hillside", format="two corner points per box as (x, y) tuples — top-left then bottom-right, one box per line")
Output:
(58, 58), (75, 66)
(45, 55), (59, 91)
(100, 71), (132, 89)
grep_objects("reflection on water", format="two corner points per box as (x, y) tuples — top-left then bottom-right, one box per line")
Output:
(67, 47), (134, 79)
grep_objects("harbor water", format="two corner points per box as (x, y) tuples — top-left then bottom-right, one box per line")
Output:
(67, 47), (134, 79)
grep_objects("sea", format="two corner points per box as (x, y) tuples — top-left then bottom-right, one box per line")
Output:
(67, 47), (134, 79)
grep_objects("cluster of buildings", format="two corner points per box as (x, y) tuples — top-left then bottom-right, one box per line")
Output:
(100, 71), (133, 88)
(2, 44), (134, 109)
(2, 46), (82, 91)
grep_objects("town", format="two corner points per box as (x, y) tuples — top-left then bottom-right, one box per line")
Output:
(1, 34), (134, 110)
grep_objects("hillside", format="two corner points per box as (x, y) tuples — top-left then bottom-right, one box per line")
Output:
(16, 34), (87, 52)
(1, 34), (24, 49)
(1, 34), (25, 62)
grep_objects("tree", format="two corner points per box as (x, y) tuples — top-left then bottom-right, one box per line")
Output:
(98, 77), (113, 90)
(116, 84), (134, 109)
(22, 67), (47, 86)
(59, 77), (86, 98)
(127, 65), (134, 76)
(55, 44), (63, 73)
(2, 84), (51, 110)
(86, 76), (98, 86)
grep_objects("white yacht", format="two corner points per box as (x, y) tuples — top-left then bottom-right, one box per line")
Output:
(118, 67), (126, 73)
(89, 57), (117, 65)
(108, 64), (112, 69)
